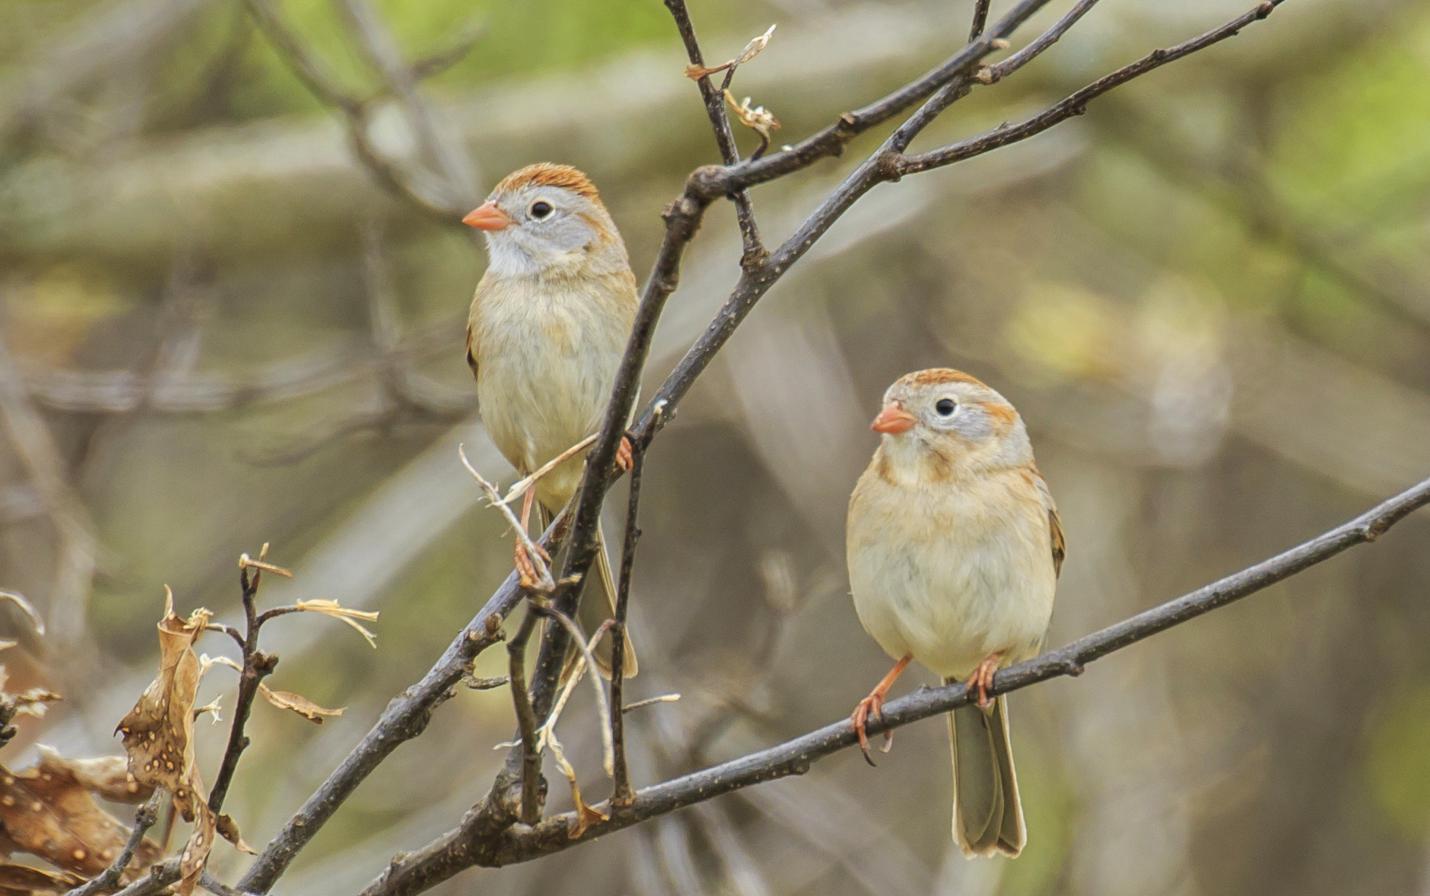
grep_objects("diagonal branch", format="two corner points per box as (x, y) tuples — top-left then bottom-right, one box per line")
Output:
(694, 0), (1060, 196)
(356, 476), (1430, 893)
(897, 1), (1284, 175)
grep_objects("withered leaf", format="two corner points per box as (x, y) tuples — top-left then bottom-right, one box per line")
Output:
(175, 800), (216, 896)
(115, 588), (209, 821)
(0, 863), (84, 895)
(0, 760), (161, 879)
(257, 685), (343, 724)
(291, 599), (378, 648)
(215, 813), (255, 855)
(9, 692), (60, 721)
(32, 747), (151, 805)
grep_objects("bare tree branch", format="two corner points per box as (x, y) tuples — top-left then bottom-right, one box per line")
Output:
(968, 0), (992, 42)
(206, 550), (282, 814)
(896, 1), (1284, 175)
(356, 475), (1430, 893)
(63, 790), (164, 896)
(610, 423), (654, 807)
(664, 1), (767, 268)
(229, 3), (1296, 892)
(234, 531), (540, 892)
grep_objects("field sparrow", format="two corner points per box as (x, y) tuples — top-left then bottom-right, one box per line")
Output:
(464, 163), (638, 676)
(846, 368), (1064, 858)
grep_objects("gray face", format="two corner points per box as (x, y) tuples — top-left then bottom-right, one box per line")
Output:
(483, 185), (604, 276)
(886, 382), (996, 445)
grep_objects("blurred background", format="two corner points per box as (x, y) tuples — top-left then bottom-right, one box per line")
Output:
(2, 0), (1429, 893)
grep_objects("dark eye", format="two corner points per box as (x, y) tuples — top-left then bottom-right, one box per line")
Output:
(529, 200), (553, 219)
(935, 398), (957, 416)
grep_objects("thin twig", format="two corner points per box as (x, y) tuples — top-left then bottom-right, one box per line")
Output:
(357, 476), (1430, 891)
(63, 790), (164, 896)
(689, 0), (1060, 197)
(622, 694), (681, 714)
(208, 548), (280, 813)
(458, 444), (556, 592)
(978, 0), (1099, 85)
(499, 434), (598, 506)
(609, 424), (652, 806)
(109, 859), (180, 896)
(530, 606), (614, 777)
(898, 1), (1283, 174)
(236, 540), (527, 892)
(968, 0), (992, 41)
(505, 608), (544, 825)
(664, 0), (766, 268)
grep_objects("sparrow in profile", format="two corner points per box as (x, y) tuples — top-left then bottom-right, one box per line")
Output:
(464, 163), (638, 676)
(846, 368), (1063, 857)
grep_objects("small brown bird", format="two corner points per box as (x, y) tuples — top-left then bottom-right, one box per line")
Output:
(846, 369), (1063, 857)
(464, 163), (638, 675)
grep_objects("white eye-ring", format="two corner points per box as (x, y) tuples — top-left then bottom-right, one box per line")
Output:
(934, 397), (958, 417)
(528, 200), (553, 220)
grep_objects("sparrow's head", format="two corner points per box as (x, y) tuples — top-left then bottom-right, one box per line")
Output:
(872, 368), (1032, 476)
(463, 163), (629, 278)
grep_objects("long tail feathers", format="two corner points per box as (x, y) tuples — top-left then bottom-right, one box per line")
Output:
(947, 683), (1025, 858)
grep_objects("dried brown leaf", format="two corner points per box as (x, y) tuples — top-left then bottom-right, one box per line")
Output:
(0, 863), (84, 894)
(32, 748), (151, 804)
(9, 692), (60, 720)
(684, 24), (775, 79)
(0, 759), (161, 879)
(257, 684), (344, 724)
(115, 587), (210, 821)
(215, 813), (255, 855)
(291, 599), (378, 648)
(723, 90), (780, 138)
(175, 800), (216, 896)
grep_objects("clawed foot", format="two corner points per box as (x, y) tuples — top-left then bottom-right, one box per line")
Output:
(966, 653), (1003, 711)
(850, 654), (912, 767)
(513, 538), (551, 588)
(851, 691), (894, 767)
(616, 435), (634, 472)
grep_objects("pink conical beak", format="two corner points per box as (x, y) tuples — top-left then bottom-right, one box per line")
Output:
(871, 403), (917, 434)
(462, 201), (511, 231)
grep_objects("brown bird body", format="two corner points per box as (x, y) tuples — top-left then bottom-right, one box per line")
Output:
(847, 368), (1063, 857)
(464, 163), (639, 675)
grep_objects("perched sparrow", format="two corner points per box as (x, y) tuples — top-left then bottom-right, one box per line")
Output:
(464, 163), (638, 676)
(846, 369), (1063, 858)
